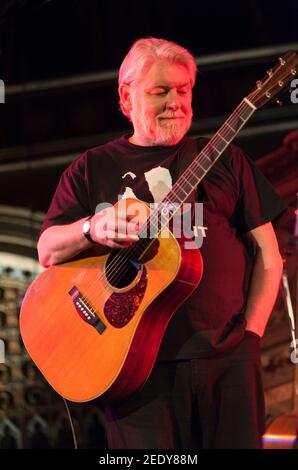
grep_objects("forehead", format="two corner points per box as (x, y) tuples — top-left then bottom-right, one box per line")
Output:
(139, 60), (191, 88)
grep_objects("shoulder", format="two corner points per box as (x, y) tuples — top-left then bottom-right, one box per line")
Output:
(65, 136), (126, 176)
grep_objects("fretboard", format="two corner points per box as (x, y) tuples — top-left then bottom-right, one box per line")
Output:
(138, 97), (256, 239)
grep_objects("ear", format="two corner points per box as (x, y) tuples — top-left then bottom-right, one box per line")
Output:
(119, 84), (132, 112)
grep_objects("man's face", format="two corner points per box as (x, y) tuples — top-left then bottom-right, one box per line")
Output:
(128, 60), (193, 146)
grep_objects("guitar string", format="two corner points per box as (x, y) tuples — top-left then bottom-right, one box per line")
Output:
(79, 100), (254, 307)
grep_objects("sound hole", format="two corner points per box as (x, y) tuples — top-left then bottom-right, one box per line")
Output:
(105, 250), (141, 289)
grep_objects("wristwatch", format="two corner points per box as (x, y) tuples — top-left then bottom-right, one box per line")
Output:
(82, 215), (94, 243)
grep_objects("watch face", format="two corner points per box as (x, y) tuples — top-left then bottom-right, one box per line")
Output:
(83, 220), (91, 234)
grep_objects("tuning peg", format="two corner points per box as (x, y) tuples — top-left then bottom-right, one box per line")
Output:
(291, 68), (297, 75)
(278, 80), (284, 87)
(267, 69), (273, 77)
(275, 99), (283, 106)
(279, 57), (286, 65)
(256, 80), (262, 89)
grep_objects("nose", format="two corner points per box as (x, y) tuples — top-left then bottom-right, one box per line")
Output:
(166, 89), (180, 110)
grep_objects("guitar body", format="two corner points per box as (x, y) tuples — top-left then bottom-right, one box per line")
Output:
(20, 198), (203, 403)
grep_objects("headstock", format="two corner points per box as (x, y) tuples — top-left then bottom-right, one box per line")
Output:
(247, 51), (298, 108)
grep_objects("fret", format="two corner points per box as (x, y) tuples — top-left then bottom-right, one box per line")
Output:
(179, 173), (196, 192)
(225, 122), (236, 133)
(197, 159), (209, 172)
(209, 142), (221, 154)
(189, 158), (210, 173)
(183, 170), (200, 188)
(236, 104), (253, 121)
(209, 138), (226, 155)
(171, 178), (188, 194)
(201, 150), (212, 163)
(230, 112), (247, 130)
(161, 199), (180, 215)
(168, 186), (184, 203)
(188, 165), (203, 179)
(217, 133), (229, 144)
(202, 145), (218, 162)
(237, 113), (245, 122)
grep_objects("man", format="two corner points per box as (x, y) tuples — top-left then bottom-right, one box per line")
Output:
(38, 37), (286, 448)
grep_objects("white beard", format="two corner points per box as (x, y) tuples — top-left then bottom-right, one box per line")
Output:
(136, 110), (193, 146)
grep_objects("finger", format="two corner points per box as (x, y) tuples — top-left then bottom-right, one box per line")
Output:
(104, 239), (134, 249)
(105, 230), (139, 242)
(111, 221), (139, 235)
(116, 210), (139, 222)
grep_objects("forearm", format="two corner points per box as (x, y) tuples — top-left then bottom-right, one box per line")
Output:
(38, 206), (139, 267)
(37, 218), (91, 267)
(244, 248), (283, 337)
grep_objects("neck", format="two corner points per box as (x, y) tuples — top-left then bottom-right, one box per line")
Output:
(128, 134), (183, 147)
(128, 134), (152, 147)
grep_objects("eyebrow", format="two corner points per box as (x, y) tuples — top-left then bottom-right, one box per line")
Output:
(148, 83), (190, 90)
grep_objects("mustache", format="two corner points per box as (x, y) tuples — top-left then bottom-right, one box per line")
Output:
(158, 113), (185, 119)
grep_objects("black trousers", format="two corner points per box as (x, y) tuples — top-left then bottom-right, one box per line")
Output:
(104, 331), (265, 449)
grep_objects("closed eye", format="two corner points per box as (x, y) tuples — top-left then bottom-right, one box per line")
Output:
(149, 87), (168, 95)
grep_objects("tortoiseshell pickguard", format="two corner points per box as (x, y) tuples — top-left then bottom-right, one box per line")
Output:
(104, 268), (148, 328)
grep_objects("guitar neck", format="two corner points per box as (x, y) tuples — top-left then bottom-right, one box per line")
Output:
(166, 98), (256, 204)
(137, 50), (298, 241)
(138, 98), (256, 240)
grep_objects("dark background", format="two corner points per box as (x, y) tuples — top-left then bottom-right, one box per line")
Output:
(0, 1), (297, 449)
(0, 0), (297, 217)
(1, 0), (297, 82)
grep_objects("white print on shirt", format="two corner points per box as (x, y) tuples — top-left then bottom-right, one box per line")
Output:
(121, 171), (137, 199)
(193, 225), (208, 238)
(144, 166), (173, 203)
(114, 165), (206, 249)
(120, 166), (172, 203)
(122, 172), (137, 179)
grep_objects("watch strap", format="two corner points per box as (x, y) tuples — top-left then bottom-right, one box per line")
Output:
(83, 215), (94, 243)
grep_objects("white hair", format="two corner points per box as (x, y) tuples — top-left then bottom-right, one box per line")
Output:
(118, 37), (197, 119)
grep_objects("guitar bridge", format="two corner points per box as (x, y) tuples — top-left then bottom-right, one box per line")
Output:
(68, 286), (106, 334)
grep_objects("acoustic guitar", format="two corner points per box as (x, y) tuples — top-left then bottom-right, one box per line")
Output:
(20, 52), (298, 403)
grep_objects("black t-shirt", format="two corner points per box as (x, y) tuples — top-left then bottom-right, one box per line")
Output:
(41, 135), (286, 360)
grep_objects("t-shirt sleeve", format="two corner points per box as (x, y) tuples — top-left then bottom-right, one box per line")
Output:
(40, 151), (91, 235)
(231, 145), (287, 234)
